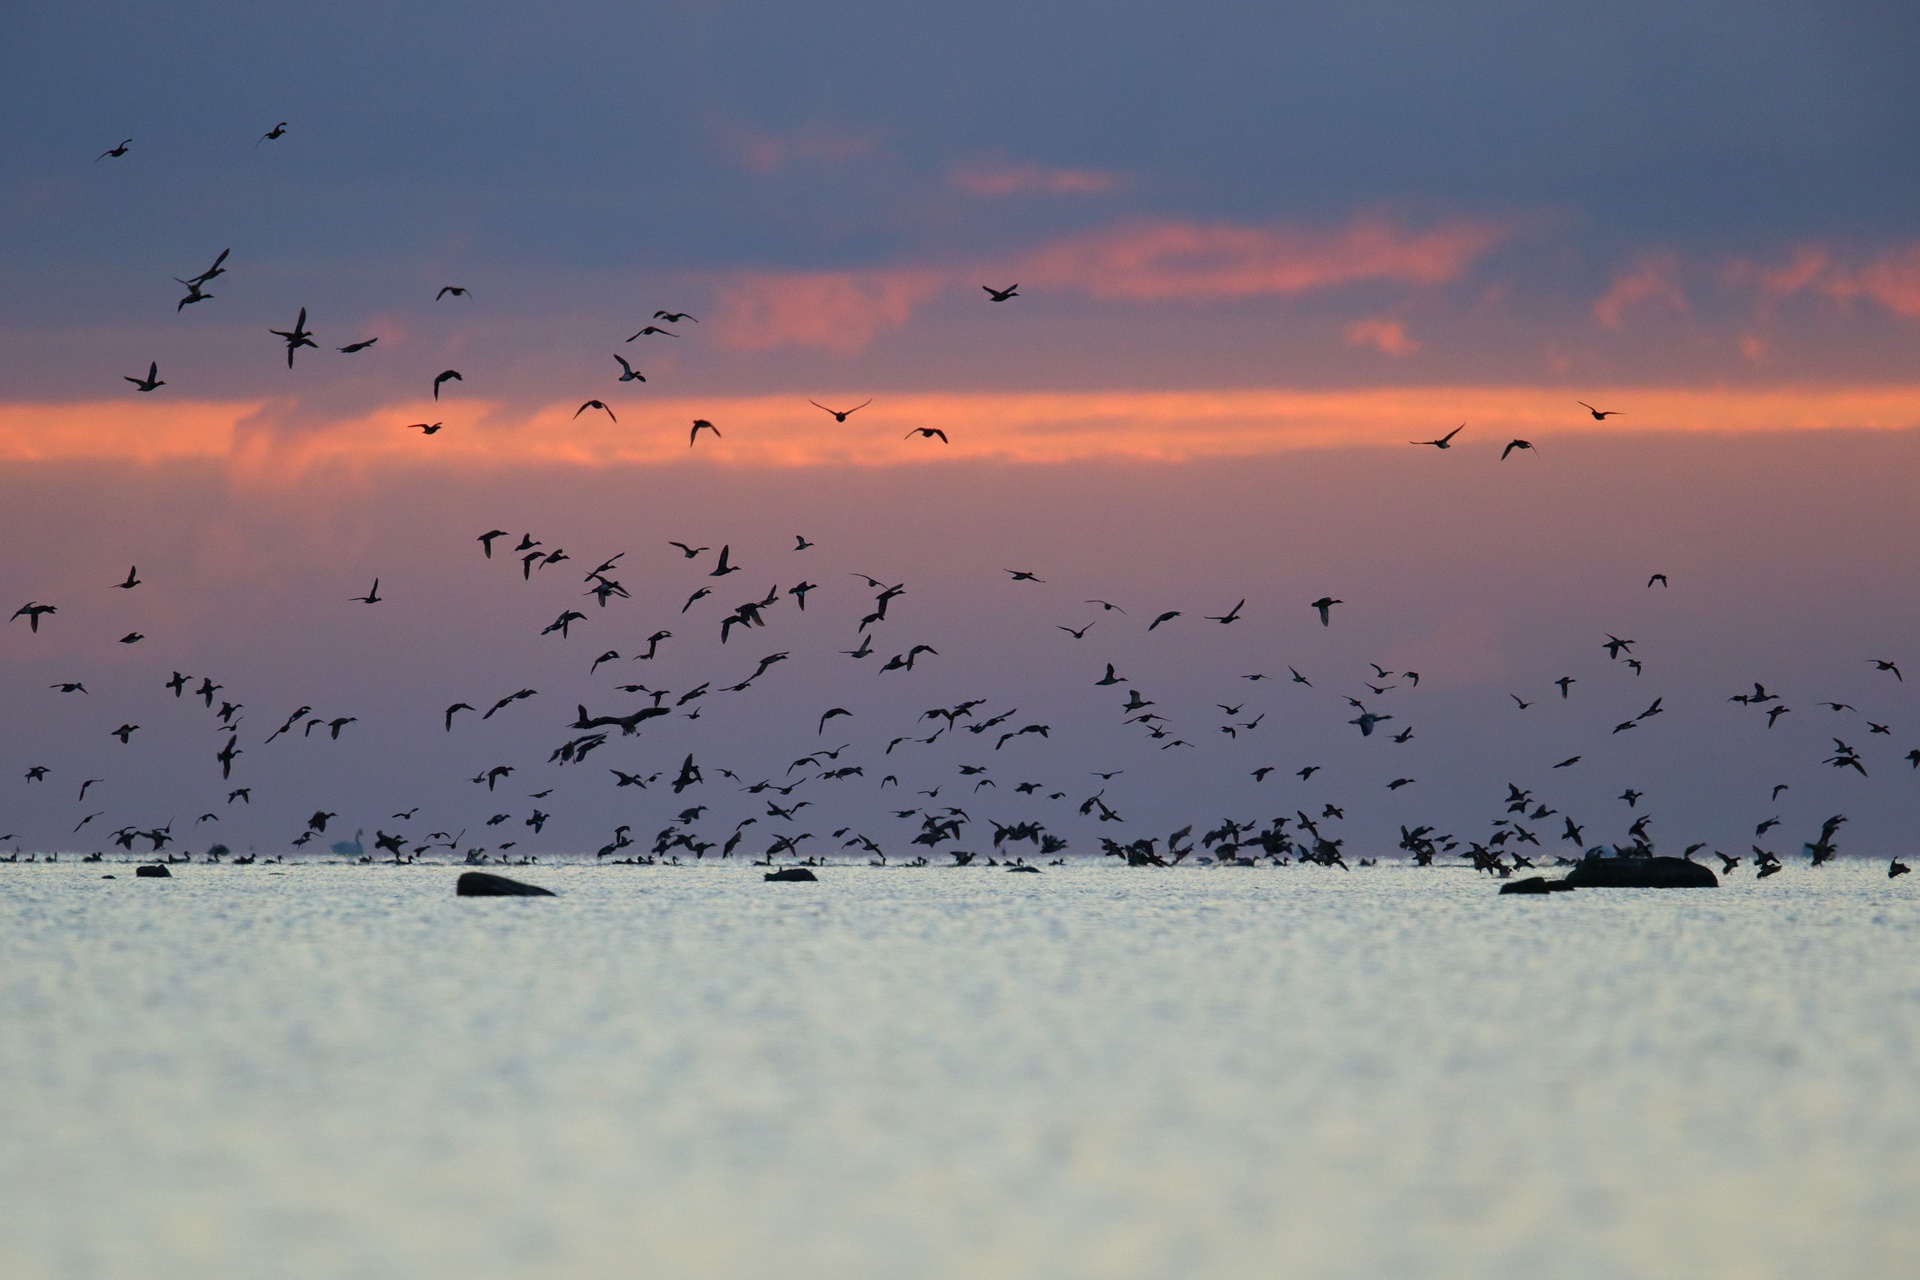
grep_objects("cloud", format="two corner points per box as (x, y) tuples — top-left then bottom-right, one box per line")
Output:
(13, 385), (1920, 479)
(708, 213), (1509, 352)
(1019, 215), (1509, 302)
(1733, 244), (1920, 319)
(713, 123), (876, 174)
(1593, 253), (1689, 330)
(1343, 317), (1421, 357)
(710, 270), (947, 355)
(949, 163), (1122, 197)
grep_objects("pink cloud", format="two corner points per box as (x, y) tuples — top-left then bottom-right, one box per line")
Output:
(950, 163), (1122, 197)
(710, 270), (947, 354)
(1734, 244), (1920, 319)
(1593, 253), (1689, 330)
(1343, 317), (1421, 357)
(1019, 215), (1509, 301)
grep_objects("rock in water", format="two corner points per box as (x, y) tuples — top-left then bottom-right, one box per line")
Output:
(1562, 856), (1717, 888)
(764, 867), (818, 882)
(135, 864), (171, 878)
(1499, 876), (1555, 894)
(456, 871), (555, 897)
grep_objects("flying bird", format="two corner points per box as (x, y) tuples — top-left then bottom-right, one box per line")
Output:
(432, 369), (462, 399)
(905, 427), (949, 443)
(690, 419), (721, 446)
(436, 286), (471, 300)
(124, 361), (164, 392)
(1148, 610), (1181, 630)
(407, 422), (442, 434)
(983, 284), (1019, 301)
(1413, 425), (1463, 449)
(258, 122), (288, 144)
(654, 311), (698, 323)
(1578, 401), (1621, 420)
(1501, 439), (1535, 460)
(1648, 573), (1668, 588)
(1205, 600), (1245, 624)
(576, 400), (616, 421)
(626, 326), (676, 340)
(338, 338), (378, 353)
(97, 139), (133, 160)
(113, 565), (140, 589)
(1310, 597), (1342, 627)
(350, 579), (382, 604)
(613, 354), (645, 382)
(269, 308), (317, 367)
(811, 400), (872, 422)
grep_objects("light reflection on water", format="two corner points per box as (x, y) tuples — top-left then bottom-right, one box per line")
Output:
(2, 862), (1916, 1279)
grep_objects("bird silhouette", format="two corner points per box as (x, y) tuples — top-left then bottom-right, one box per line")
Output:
(1578, 401), (1620, 420)
(124, 361), (164, 392)
(1310, 597), (1342, 627)
(983, 284), (1019, 301)
(905, 427), (948, 443)
(433, 369), (462, 399)
(690, 419), (721, 446)
(269, 308), (317, 367)
(97, 139), (133, 160)
(811, 399), (872, 422)
(1501, 439), (1535, 460)
(576, 400), (616, 421)
(1414, 425), (1464, 449)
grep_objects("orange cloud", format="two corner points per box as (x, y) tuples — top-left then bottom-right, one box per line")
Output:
(1343, 317), (1421, 357)
(12, 385), (1920, 479)
(1020, 215), (1508, 302)
(710, 270), (946, 355)
(1730, 243), (1920, 319)
(709, 214), (1509, 351)
(1593, 253), (1689, 329)
(950, 163), (1121, 197)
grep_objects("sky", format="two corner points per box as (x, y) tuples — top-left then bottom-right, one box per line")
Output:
(2, 3), (1920, 863)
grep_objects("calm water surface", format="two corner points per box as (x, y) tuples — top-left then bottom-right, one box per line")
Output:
(2, 862), (1916, 1279)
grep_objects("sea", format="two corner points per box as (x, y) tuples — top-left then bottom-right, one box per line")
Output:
(2, 859), (1915, 1279)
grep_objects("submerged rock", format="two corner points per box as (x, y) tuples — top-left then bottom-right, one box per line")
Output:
(764, 867), (818, 882)
(1562, 856), (1717, 888)
(456, 871), (555, 897)
(135, 864), (171, 878)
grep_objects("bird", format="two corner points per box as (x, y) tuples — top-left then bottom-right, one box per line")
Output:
(1648, 573), (1668, 588)
(97, 139), (133, 160)
(258, 122), (288, 144)
(1553, 756), (1581, 769)
(983, 284), (1019, 301)
(50, 682), (86, 694)
(113, 565), (140, 590)
(1413, 425), (1464, 449)
(1007, 570), (1045, 583)
(576, 400), (616, 421)
(1289, 668), (1311, 685)
(1310, 597), (1342, 627)
(124, 361), (164, 392)
(1501, 439), (1535, 460)
(1148, 610), (1181, 630)
(436, 286), (471, 300)
(670, 542), (708, 558)
(1555, 676), (1575, 698)
(338, 338), (378, 353)
(1578, 401), (1621, 420)
(654, 311), (698, 323)
(477, 530), (509, 557)
(118, 632), (144, 644)
(709, 546), (740, 577)
(1387, 778), (1416, 790)
(269, 309), (317, 367)
(1511, 695), (1532, 710)
(1058, 623), (1093, 639)
(690, 419), (721, 446)
(110, 724), (139, 743)
(811, 400), (872, 422)
(818, 707), (852, 734)
(1205, 600), (1245, 624)
(905, 427), (949, 443)
(408, 422), (443, 434)
(626, 325), (676, 340)
(12, 603), (55, 632)
(1871, 659), (1903, 682)
(444, 703), (474, 731)
(433, 369), (462, 399)
(350, 579), (382, 604)
(613, 354), (645, 382)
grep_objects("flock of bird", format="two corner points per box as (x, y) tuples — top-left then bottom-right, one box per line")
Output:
(3, 126), (1913, 881)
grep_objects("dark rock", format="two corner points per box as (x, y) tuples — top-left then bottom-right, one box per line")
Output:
(764, 867), (818, 881)
(1499, 876), (1555, 894)
(1562, 856), (1717, 888)
(456, 871), (555, 897)
(135, 864), (171, 878)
